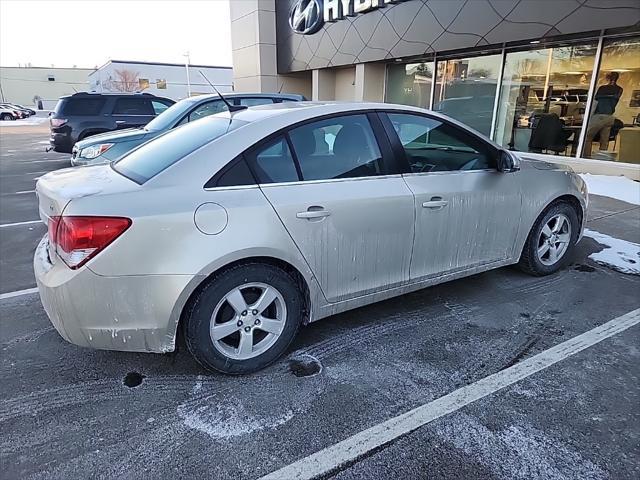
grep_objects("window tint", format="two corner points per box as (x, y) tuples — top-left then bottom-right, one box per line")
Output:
(245, 136), (299, 184)
(288, 114), (383, 181)
(114, 117), (247, 183)
(239, 97), (274, 107)
(113, 98), (154, 115)
(387, 113), (495, 173)
(58, 98), (106, 116)
(205, 157), (255, 188)
(188, 100), (227, 122)
(151, 100), (170, 115)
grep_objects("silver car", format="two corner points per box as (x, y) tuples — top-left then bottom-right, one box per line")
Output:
(34, 102), (588, 374)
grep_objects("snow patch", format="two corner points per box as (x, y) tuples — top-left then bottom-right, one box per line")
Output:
(436, 413), (607, 480)
(579, 174), (640, 206)
(583, 229), (640, 275)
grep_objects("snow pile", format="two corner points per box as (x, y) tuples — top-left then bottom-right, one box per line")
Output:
(583, 229), (640, 275)
(579, 174), (640, 205)
(0, 117), (48, 127)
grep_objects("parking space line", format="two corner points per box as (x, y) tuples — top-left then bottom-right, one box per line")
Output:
(0, 287), (39, 301)
(260, 308), (640, 480)
(0, 220), (41, 228)
(1, 190), (35, 196)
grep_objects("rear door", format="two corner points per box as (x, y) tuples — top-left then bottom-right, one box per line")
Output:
(111, 97), (155, 129)
(247, 113), (415, 303)
(381, 112), (522, 281)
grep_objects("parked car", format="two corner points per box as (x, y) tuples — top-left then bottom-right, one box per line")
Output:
(0, 103), (28, 119)
(71, 92), (306, 166)
(49, 92), (175, 153)
(12, 104), (37, 116)
(0, 106), (19, 120)
(35, 102), (587, 374)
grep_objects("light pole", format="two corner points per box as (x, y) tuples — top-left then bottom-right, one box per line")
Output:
(184, 51), (192, 97)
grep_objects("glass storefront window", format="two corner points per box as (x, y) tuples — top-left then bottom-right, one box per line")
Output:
(582, 36), (640, 163)
(433, 54), (502, 137)
(385, 61), (434, 109)
(494, 42), (598, 155)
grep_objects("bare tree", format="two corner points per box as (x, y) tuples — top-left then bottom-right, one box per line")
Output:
(104, 69), (145, 92)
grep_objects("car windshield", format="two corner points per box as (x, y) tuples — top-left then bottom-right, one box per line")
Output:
(144, 97), (204, 132)
(113, 116), (247, 183)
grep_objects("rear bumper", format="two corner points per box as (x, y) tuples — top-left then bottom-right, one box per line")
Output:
(34, 236), (196, 353)
(49, 132), (73, 153)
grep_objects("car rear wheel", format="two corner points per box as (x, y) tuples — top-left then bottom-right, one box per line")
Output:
(1, 113), (14, 121)
(183, 263), (304, 374)
(518, 201), (579, 276)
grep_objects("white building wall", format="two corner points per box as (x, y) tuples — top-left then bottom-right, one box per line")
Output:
(88, 61), (233, 101)
(0, 66), (94, 109)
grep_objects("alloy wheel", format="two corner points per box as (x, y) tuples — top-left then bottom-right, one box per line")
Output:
(537, 213), (572, 266)
(209, 282), (287, 360)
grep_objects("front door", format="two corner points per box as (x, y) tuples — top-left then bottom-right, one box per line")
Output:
(383, 112), (522, 281)
(247, 113), (415, 303)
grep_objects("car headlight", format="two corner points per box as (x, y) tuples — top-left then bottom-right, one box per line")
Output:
(79, 143), (114, 159)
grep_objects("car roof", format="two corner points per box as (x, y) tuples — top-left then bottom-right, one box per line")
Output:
(207, 101), (501, 148)
(182, 92), (306, 105)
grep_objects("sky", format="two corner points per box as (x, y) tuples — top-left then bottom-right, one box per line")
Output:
(0, 0), (232, 68)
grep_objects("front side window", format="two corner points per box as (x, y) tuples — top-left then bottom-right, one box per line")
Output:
(288, 114), (383, 181)
(245, 136), (299, 184)
(188, 100), (227, 122)
(113, 98), (153, 115)
(387, 113), (494, 173)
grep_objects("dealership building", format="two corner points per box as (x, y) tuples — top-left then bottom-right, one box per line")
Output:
(230, 0), (640, 175)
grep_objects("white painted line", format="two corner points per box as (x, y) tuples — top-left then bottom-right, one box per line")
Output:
(0, 220), (41, 228)
(260, 308), (640, 480)
(0, 190), (34, 196)
(0, 287), (39, 301)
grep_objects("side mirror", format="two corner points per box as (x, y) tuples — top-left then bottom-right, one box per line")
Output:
(497, 150), (520, 173)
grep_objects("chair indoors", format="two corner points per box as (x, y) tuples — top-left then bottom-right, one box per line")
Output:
(528, 113), (572, 155)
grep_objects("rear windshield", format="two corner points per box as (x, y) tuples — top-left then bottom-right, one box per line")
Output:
(113, 116), (248, 183)
(55, 97), (106, 116)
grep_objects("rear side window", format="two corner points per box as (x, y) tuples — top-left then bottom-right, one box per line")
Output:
(288, 114), (383, 181)
(56, 98), (106, 116)
(239, 98), (275, 107)
(113, 98), (154, 115)
(245, 136), (299, 184)
(151, 100), (171, 115)
(114, 117), (248, 183)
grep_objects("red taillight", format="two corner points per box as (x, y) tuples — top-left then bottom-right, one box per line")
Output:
(50, 118), (67, 128)
(48, 216), (131, 269)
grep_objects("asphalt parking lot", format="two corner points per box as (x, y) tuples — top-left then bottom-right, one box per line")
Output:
(1, 123), (639, 479)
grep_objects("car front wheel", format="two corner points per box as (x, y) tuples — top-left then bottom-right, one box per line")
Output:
(518, 201), (580, 276)
(183, 263), (304, 374)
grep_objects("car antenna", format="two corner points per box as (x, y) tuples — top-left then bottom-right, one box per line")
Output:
(199, 70), (246, 113)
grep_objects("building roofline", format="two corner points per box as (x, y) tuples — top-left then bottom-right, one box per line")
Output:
(0, 65), (96, 71)
(94, 59), (233, 71)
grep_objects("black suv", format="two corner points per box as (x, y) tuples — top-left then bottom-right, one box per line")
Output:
(49, 92), (174, 153)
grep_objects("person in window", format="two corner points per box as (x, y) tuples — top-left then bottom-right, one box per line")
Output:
(584, 72), (623, 157)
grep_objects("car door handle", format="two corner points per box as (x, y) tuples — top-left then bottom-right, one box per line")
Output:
(296, 208), (331, 219)
(422, 197), (448, 209)
(115, 120), (126, 125)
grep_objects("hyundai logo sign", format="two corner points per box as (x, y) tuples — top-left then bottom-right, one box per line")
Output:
(289, 0), (323, 35)
(289, 0), (406, 35)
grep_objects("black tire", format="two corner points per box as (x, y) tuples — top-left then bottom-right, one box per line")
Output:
(1, 113), (14, 121)
(183, 263), (304, 374)
(518, 201), (580, 276)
